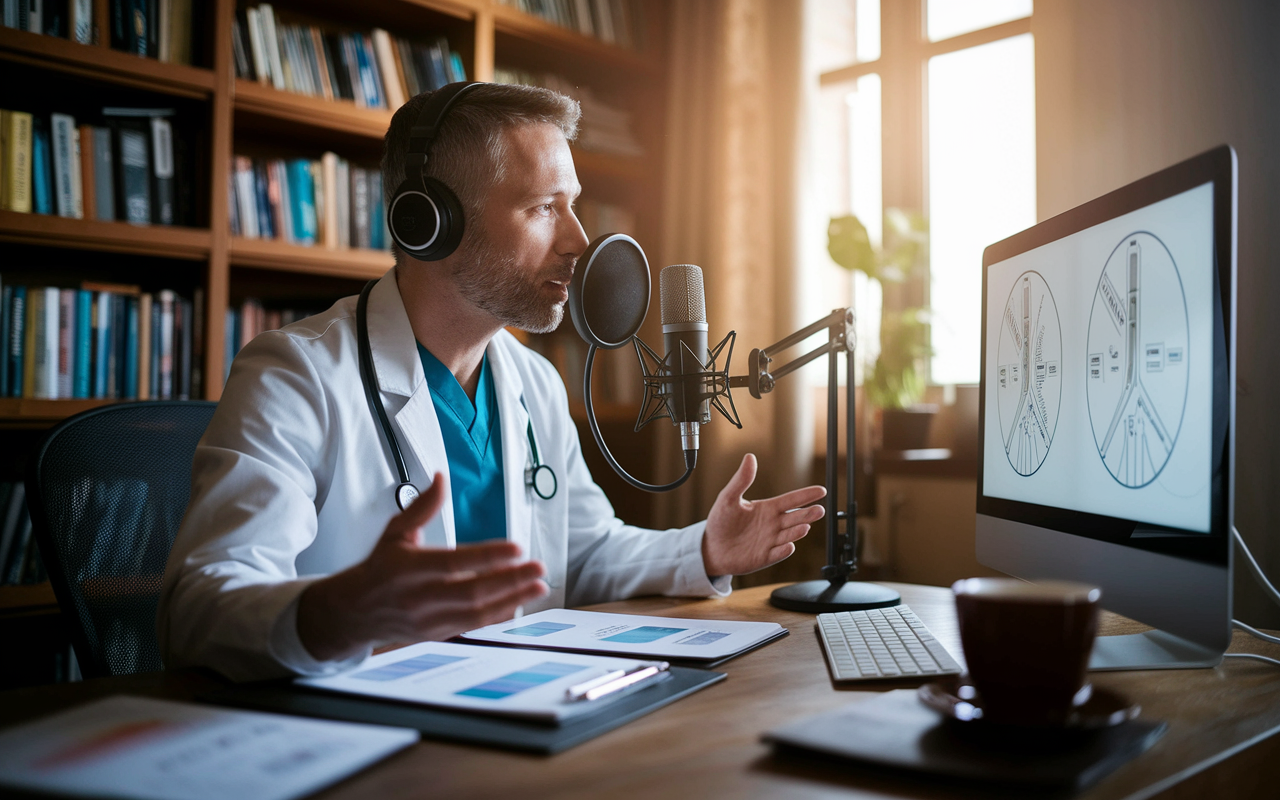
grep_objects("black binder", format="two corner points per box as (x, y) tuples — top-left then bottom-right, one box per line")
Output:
(205, 665), (725, 754)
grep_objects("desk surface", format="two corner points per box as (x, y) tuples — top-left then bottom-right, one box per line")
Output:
(3, 583), (1280, 799)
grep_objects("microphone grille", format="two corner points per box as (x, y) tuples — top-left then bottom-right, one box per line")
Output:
(660, 264), (706, 325)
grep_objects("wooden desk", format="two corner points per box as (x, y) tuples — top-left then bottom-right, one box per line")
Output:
(2, 583), (1279, 799)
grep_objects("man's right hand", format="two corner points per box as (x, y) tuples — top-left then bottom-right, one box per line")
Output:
(297, 474), (547, 663)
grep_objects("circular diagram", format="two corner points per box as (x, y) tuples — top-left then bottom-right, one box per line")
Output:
(1086, 232), (1189, 488)
(996, 271), (1062, 476)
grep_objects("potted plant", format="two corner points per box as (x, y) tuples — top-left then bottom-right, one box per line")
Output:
(827, 210), (936, 450)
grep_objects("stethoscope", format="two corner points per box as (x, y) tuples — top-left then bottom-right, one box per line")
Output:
(357, 280), (557, 511)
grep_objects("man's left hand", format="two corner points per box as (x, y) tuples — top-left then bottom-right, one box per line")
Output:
(702, 453), (826, 576)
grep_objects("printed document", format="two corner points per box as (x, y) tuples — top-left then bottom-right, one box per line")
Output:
(461, 609), (787, 661)
(299, 641), (664, 723)
(0, 695), (417, 800)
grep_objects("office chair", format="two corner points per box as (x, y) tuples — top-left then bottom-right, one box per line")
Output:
(26, 401), (217, 679)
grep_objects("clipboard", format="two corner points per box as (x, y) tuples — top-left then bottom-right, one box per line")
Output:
(204, 665), (725, 754)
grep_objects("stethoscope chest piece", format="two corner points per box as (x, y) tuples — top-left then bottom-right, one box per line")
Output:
(529, 463), (557, 501)
(396, 483), (420, 511)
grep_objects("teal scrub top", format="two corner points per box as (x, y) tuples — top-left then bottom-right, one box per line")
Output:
(417, 343), (506, 544)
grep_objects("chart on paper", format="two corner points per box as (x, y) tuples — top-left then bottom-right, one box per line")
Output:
(996, 270), (1062, 476)
(1086, 232), (1189, 488)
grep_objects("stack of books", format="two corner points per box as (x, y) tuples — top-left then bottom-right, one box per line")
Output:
(225, 299), (323, 377)
(0, 482), (40, 588)
(0, 107), (192, 227)
(498, 0), (643, 49)
(1, 279), (203, 401)
(493, 68), (643, 157)
(229, 153), (388, 251)
(1, 0), (196, 63)
(232, 5), (466, 108)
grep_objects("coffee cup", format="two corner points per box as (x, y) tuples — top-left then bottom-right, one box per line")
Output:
(952, 577), (1101, 723)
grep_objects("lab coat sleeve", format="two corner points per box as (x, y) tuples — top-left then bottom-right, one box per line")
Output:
(157, 330), (367, 682)
(555, 389), (732, 606)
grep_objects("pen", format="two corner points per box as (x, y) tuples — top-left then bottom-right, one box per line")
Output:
(565, 662), (671, 702)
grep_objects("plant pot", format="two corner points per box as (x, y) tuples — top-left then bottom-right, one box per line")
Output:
(881, 404), (938, 451)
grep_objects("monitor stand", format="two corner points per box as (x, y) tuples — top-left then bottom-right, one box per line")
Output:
(1089, 629), (1223, 670)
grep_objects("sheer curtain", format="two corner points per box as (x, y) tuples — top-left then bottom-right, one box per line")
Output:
(653, 0), (813, 574)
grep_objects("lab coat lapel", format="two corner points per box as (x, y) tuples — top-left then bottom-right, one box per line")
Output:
(366, 272), (454, 546)
(487, 337), (533, 557)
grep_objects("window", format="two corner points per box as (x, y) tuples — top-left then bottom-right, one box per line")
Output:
(810, 0), (1035, 387)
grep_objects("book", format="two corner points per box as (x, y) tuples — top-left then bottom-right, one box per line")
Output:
(191, 285), (203, 397)
(259, 3), (285, 91)
(288, 158), (316, 244)
(137, 291), (151, 398)
(129, 0), (147, 56)
(335, 156), (349, 248)
(30, 286), (59, 399)
(107, 290), (124, 397)
(30, 116), (52, 215)
(245, 7), (268, 83)
(0, 283), (8, 397)
(70, 0), (90, 43)
(231, 10), (251, 78)
(157, 288), (173, 398)
(149, 115), (174, 224)
(1, 109), (33, 213)
(368, 169), (384, 250)
(178, 294), (191, 398)
(73, 288), (90, 397)
(350, 166), (369, 249)
(57, 288), (74, 398)
(371, 29), (405, 109)
(150, 293), (160, 393)
(77, 123), (95, 219)
(352, 32), (383, 109)
(6, 286), (24, 397)
(91, 126), (115, 220)
(92, 289), (109, 397)
(320, 152), (338, 249)
(113, 121), (151, 223)
(50, 112), (84, 219)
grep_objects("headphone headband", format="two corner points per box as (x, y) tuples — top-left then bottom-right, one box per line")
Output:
(406, 82), (480, 175)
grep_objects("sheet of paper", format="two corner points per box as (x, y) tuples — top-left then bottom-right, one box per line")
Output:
(461, 608), (787, 660)
(298, 641), (660, 722)
(0, 695), (417, 800)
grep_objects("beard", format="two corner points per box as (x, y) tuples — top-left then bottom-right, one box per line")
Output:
(451, 227), (573, 334)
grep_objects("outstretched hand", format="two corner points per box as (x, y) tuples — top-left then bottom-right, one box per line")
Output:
(701, 454), (826, 577)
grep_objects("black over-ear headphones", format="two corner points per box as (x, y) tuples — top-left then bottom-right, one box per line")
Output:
(387, 81), (480, 261)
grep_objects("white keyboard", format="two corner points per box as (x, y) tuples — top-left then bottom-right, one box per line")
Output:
(817, 605), (962, 682)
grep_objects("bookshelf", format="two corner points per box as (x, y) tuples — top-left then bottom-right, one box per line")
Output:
(0, 0), (672, 633)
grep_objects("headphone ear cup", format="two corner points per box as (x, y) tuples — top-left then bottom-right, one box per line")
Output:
(387, 177), (466, 262)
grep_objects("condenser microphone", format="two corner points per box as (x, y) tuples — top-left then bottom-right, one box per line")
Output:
(660, 265), (711, 454)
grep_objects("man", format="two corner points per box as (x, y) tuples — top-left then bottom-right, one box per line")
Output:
(158, 83), (825, 682)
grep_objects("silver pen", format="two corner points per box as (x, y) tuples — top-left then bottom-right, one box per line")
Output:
(564, 662), (671, 702)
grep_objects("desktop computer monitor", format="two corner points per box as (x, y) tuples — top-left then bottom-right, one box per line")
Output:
(975, 145), (1236, 670)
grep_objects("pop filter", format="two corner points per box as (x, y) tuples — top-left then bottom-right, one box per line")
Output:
(568, 233), (650, 349)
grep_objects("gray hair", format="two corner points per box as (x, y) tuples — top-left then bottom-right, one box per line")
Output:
(382, 83), (581, 253)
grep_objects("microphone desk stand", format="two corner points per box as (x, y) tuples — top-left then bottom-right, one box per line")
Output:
(729, 308), (901, 612)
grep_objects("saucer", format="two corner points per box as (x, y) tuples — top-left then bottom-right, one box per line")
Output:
(918, 675), (1140, 730)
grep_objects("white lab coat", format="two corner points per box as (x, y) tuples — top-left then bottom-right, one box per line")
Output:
(158, 272), (729, 682)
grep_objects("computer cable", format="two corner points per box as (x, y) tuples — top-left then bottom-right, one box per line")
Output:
(1227, 526), (1280, 665)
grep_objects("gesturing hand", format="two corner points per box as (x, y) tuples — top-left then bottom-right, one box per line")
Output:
(701, 454), (826, 577)
(298, 473), (547, 662)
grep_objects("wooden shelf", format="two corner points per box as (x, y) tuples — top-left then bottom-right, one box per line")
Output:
(233, 79), (393, 140)
(489, 3), (660, 76)
(229, 237), (394, 279)
(0, 212), (211, 260)
(0, 398), (131, 424)
(0, 582), (58, 615)
(0, 27), (216, 99)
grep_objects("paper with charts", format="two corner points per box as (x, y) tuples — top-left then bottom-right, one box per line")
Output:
(298, 641), (664, 722)
(0, 695), (417, 800)
(461, 609), (787, 661)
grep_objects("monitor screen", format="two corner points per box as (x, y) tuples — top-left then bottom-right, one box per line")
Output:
(977, 147), (1233, 567)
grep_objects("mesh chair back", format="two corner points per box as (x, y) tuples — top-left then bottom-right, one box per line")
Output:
(26, 401), (217, 679)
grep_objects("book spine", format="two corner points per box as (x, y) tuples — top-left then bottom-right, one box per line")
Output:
(352, 33), (379, 109)
(31, 117), (52, 215)
(234, 155), (258, 238)
(70, 0), (90, 43)
(178, 296), (191, 399)
(130, 0), (147, 56)
(253, 160), (272, 239)
(156, 0), (169, 61)
(371, 29), (405, 109)
(191, 285), (202, 397)
(93, 290), (109, 397)
(57, 288), (74, 399)
(73, 289), (90, 397)
(124, 294), (138, 398)
(22, 287), (39, 398)
(341, 35), (364, 108)
(3, 111), (33, 214)
(78, 123), (95, 220)
(259, 3), (285, 91)
(33, 287), (60, 399)
(137, 291), (151, 399)
(310, 27), (333, 101)
(245, 7), (268, 84)
(335, 157), (349, 249)
(0, 284), (9, 398)
(157, 289), (173, 398)
(51, 113), (83, 219)
(351, 166), (369, 249)
(320, 152), (338, 249)
(169, 0), (191, 65)
(369, 169), (384, 251)
(149, 115), (174, 224)
(92, 127), (115, 220)
(116, 124), (151, 224)
(7, 287), (24, 397)
(149, 293), (160, 395)
(288, 158), (317, 245)
(108, 291), (123, 397)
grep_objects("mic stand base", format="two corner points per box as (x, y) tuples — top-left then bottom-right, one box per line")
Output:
(769, 580), (902, 613)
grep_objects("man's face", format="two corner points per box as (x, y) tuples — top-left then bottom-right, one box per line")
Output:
(450, 123), (589, 334)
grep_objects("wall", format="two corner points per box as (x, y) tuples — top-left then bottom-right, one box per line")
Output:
(1034, 0), (1280, 626)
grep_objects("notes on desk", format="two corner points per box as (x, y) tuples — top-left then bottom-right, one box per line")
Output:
(298, 641), (670, 723)
(0, 695), (417, 800)
(460, 609), (788, 662)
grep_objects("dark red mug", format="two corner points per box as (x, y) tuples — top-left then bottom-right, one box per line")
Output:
(952, 577), (1101, 723)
